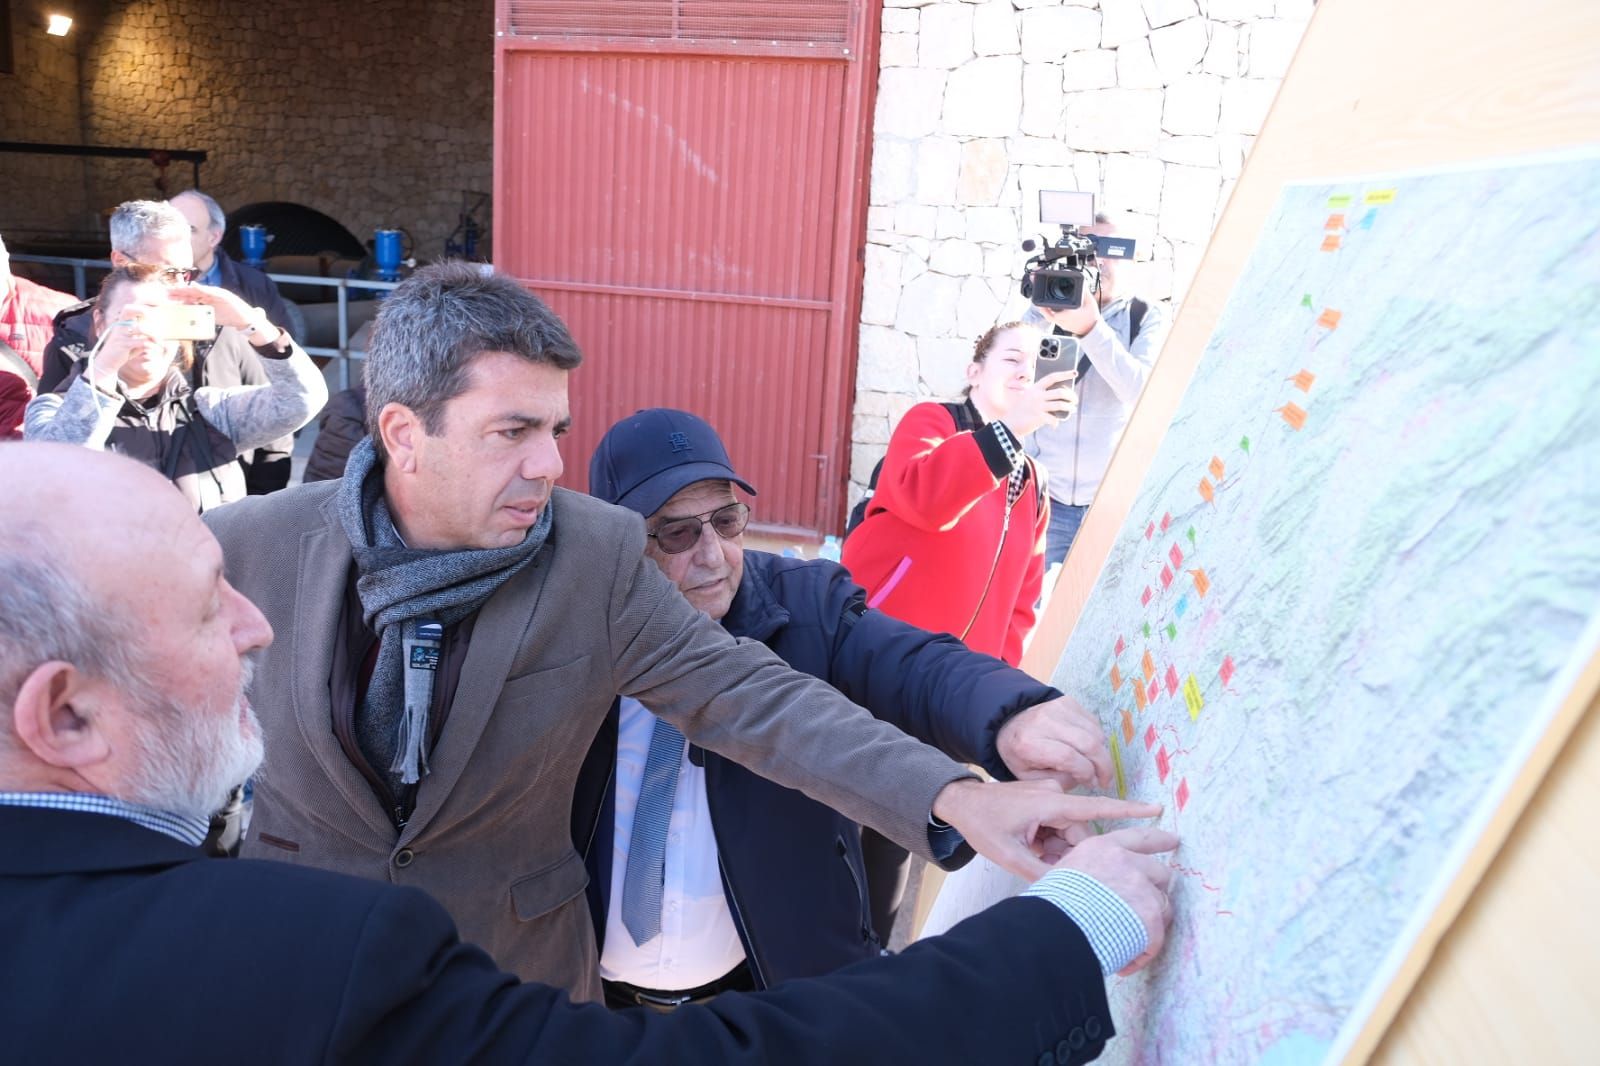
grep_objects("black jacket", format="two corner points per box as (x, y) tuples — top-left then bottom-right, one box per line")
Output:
(39, 298), (293, 494)
(574, 550), (1062, 987)
(1, 805), (1114, 1065)
(303, 385), (367, 482)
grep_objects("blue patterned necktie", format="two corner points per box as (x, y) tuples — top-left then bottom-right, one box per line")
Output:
(620, 717), (688, 946)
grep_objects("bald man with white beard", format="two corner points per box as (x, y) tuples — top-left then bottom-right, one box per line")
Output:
(0, 442), (1177, 1065)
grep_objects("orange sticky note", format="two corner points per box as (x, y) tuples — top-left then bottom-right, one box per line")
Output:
(1142, 650), (1156, 683)
(1208, 456), (1225, 481)
(1199, 477), (1215, 504)
(1121, 708), (1136, 745)
(1190, 568), (1211, 598)
(1133, 679), (1147, 712)
(1277, 402), (1308, 430)
(1324, 214), (1345, 230)
(1290, 369), (1317, 392)
(1111, 663), (1124, 691)
(1316, 309), (1342, 330)
(1321, 234), (1341, 252)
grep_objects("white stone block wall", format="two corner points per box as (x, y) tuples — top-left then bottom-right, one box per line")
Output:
(851, 0), (1311, 509)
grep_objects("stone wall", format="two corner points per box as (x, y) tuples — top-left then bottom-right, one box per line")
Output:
(0, 0), (95, 239)
(850, 0), (1311, 498)
(1, 0), (493, 260)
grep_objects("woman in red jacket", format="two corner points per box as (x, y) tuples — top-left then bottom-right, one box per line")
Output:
(841, 321), (1076, 666)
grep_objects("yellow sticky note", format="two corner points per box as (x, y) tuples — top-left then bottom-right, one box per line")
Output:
(1110, 733), (1127, 799)
(1364, 188), (1397, 205)
(1183, 674), (1205, 721)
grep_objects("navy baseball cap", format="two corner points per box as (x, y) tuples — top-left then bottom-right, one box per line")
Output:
(589, 408), (758, 517)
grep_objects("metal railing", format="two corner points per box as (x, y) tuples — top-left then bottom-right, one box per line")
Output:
(10, 253), (396, 390)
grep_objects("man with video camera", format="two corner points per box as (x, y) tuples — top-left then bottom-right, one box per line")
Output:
(1023, 208), (1172, 567)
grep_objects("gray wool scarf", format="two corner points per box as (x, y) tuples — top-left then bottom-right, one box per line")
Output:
(336, 437), (551, 795)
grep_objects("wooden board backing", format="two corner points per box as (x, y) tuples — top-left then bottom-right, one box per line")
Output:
(1014, 0), (1600, 1059)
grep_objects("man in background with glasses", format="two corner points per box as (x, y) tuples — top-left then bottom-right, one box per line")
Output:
(37, 199), (297, 494)
(580, 408), (1125, 1009)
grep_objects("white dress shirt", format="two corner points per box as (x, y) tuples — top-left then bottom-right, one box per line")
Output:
(599, 697), (747, 990)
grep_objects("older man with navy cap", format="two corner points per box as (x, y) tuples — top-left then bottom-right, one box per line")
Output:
(578, 407), (1154, 1011)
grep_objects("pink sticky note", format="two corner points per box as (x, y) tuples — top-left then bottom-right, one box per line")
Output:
(1115, 636), (1126, 657)
(1160, 565), (1173, 589)
(1176, 778), (1190, 811)
(1141, 586), (1153, 607)
(1169, 543), (1184, 568)
(1145, 724), (1158, 751)
(1160, 512), (1172, 532)
(1220, 656), (1236, 686)
(1165, 665), (1180, 696)
(1145, 522), (1155, 540)
(1156, 746), (1171, 783)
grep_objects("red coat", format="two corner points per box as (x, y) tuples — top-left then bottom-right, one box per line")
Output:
(1, 276), (77, 438)
(841, 401), (1048, 665)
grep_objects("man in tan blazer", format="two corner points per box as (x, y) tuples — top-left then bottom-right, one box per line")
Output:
(206, 262), (1128, 1001)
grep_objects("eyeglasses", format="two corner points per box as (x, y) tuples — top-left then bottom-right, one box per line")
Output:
(127, 261), (199, 285)
(647, 502), (750, 555)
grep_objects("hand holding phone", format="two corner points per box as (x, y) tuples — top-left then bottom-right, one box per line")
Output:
(1036, 334), (1081, 389)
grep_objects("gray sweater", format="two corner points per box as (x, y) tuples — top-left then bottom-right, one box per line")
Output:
(1023, 295), (1171, 506)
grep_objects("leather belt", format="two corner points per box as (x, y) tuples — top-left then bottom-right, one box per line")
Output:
(603, 963), (754, 1012)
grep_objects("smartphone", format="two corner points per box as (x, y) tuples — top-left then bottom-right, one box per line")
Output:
(144, 303), (216, 341)
(1036, 335), (1080, 389)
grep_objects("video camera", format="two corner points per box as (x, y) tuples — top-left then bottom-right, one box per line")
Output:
(1019, 191), (1136, 311)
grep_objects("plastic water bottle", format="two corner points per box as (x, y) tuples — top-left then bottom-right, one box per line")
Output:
(781, 546), (802, 559)
(818, 535), (842, 562)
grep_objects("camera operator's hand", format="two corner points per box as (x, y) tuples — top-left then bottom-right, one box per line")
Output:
(170, 283), (256, 333)
(1003, 373), (1078, 438)
(1039, 300), (1102, 339)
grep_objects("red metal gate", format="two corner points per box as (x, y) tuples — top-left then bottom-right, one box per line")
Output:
(494, 1), (880, 536)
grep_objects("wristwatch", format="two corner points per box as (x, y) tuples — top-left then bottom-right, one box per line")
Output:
(244, 309), (293, 357)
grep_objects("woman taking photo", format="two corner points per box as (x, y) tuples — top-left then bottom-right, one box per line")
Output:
(841, 319), (1075, 942)
(841, 321), (1075, 667)
(24, 267), (326, 511)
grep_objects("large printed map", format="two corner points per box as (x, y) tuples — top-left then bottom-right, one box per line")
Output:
(928, 154), (1600, 1064)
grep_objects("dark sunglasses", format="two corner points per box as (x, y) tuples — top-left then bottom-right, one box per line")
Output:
(647, 502), (750, 555)
(128, 261), (199, 285)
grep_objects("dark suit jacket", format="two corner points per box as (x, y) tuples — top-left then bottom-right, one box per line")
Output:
(0, 805), (1115, 1065)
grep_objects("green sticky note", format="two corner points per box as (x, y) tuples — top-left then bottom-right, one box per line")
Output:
(1328, 194), (1353, 208)
(1240, 435), (1251, 453)
(1187, 525), (1197, 546)
(1166, 622), (1177, 640)
(1301, 293), (1313, 308)
(1142, 622), (1152, 639)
